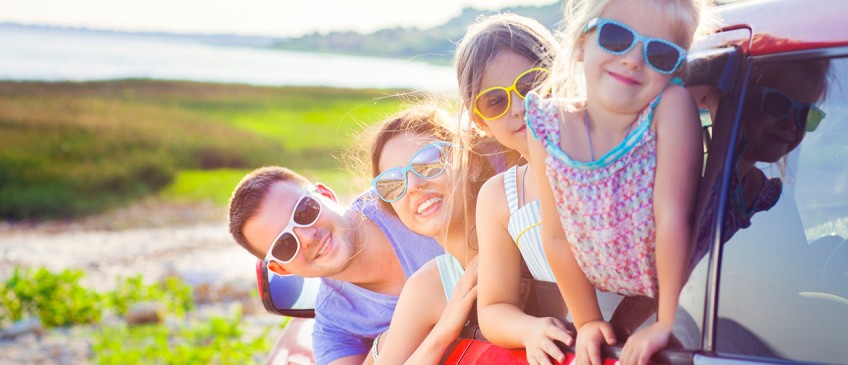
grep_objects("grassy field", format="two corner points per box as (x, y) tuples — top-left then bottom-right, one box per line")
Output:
(0, 80), (413, 219)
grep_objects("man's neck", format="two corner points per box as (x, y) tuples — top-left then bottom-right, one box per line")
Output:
(330, 208), (406, 295)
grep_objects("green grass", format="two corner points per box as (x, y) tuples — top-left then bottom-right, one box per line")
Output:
(0, 80), (409, 219)
(160, 167), (366, 206)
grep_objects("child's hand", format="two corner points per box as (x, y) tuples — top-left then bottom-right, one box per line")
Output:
(619, 322), (672, 365)
(575, 320), (617, 365)
(523, 316), (573, 365)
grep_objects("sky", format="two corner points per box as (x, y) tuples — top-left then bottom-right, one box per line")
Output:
(1, 0), (557, 38)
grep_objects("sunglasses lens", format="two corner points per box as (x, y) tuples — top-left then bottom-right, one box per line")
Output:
(516, 70), (548, 97)
(375, 169), (405, 201)
(598, 23), (634, 53)
(476, 89), (509, 119)
(762, 91), (793, 119)
(271, 233), (299, 262)
(411, 145), (446, 178)
(806, 107), (826, 132)
(293, 196), (321, 225)
(646, 41), (681, 73)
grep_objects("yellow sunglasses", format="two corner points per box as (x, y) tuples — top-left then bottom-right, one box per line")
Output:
(473, 68), (549, 120)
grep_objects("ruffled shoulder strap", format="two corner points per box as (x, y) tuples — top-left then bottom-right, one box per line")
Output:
(525, 92), (561, 149)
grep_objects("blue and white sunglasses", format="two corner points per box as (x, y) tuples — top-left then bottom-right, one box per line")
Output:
(585, 17), (687, 75)
(372, 141), (451, 203)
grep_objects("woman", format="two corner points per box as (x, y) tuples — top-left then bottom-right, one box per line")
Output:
(363, 103), (512, 364)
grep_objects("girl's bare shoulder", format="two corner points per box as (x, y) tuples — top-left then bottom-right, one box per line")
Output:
(478, 171), (510, 222)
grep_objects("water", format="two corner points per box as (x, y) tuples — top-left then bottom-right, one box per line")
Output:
(0, 26), (456, 91)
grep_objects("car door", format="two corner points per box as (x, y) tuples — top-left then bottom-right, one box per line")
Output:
(689, 41), (848, 365)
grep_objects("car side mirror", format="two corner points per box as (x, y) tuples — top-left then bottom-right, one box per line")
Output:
(255, 260), (320, 318)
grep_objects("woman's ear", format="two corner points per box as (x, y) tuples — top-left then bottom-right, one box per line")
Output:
(267, 260), (293, 276)
(314, 183), (337, 203)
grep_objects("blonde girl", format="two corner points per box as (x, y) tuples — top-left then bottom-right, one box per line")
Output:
(525, 1), (712, 365)
(455, 14), (574, 365)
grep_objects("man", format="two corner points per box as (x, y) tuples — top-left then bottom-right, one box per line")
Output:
(228, 166), (442, 365)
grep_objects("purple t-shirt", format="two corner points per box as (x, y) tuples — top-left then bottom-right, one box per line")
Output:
(312, 190), (442, 365)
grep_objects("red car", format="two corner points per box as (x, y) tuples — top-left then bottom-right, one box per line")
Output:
(258, 0), (848, 363)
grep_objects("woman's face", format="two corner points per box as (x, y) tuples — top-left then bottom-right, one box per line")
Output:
(377, 133), (453, 240)
(473, 51), (536, 156)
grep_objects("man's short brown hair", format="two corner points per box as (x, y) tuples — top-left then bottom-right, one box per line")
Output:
(228, 166), (312, 258)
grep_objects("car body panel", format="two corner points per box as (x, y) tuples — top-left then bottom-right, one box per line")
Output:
(716, 0), (848, 55)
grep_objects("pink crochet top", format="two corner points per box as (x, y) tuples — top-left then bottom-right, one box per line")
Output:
(526, 92), (661, 298)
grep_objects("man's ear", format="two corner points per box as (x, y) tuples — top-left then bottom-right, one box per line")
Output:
(314, 183), (337, 203)
(267, 260), (293, 276)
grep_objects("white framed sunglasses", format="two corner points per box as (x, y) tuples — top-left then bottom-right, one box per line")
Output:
(264, 190), (322, 264)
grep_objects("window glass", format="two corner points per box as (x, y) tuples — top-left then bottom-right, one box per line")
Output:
(715, 54), (848, 364)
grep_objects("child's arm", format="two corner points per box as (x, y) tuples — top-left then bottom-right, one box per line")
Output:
(375, 260), (477, 365)
(476, 173), (572, 364)
(620, 86), (702, 365)
(527, 128), (616, 365)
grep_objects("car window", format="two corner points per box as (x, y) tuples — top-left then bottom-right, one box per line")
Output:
(714, 54), (848, 364)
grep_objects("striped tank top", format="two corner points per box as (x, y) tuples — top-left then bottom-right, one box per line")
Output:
(504, 165), (556, 282)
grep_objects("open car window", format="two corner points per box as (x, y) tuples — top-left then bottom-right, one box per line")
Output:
(713, 52), (848, 364)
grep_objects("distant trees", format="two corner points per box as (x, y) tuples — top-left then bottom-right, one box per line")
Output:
(272, 3), (562, 64)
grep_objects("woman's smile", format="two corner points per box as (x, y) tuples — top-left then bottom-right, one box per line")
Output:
(415, 194), (444, 217)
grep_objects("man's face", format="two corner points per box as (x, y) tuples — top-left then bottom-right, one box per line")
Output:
(243, 181), (358, 278)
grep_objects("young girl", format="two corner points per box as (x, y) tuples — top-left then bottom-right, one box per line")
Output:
(365, 104), (507, 364)
(525, 1), (710, 364)
(455, 14), (576, 365)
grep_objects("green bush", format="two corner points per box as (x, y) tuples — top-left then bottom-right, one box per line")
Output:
(0, 266), (275, 363)
(0, 267), (102, 327)
(109, 275), (194, 318)
(92, 309), (270, 365)
(0, 267), (194, 328)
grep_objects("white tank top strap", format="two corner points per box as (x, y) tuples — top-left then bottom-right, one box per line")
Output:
(503, 165), (520, 214)
(435, 253), (464, 301)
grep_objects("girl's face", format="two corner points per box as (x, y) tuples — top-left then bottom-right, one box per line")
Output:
(378, 133), (453, 239)
(473, 51), (536, 155)
(581, 1), (680, 115)
(742, 80), (815, 163)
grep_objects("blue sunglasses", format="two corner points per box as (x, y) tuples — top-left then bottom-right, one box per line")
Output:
(756, 86), (826, 132)
(372, 141), (451, 203)
(584, 17), (687, 75)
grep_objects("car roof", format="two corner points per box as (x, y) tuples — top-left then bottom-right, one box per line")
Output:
(713, 0), (848, 55)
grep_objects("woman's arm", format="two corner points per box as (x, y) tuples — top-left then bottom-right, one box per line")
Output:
(405, 257), (478, 364)
(375, 259), (477, 365)
(527, 126), (615, 365)
(476, 174), (571, 364)
(620, 86), (701, 365)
